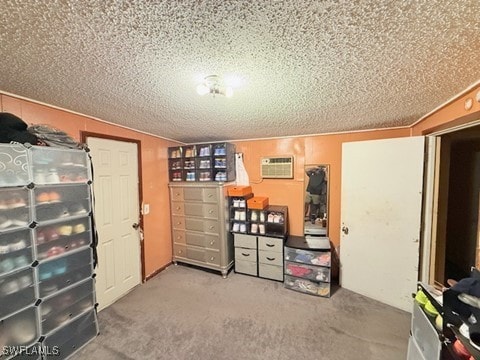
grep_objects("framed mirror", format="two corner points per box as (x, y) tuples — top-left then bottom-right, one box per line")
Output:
(304, 164), (329, 236)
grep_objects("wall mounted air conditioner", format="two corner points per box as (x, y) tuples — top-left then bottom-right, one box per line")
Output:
(260, 156), (294, 179)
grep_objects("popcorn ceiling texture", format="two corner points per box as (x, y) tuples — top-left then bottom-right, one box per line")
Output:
(0, 0), (479, 143)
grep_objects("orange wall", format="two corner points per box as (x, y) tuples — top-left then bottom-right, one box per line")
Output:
(411, 84), (480, 135)
(1, 94), (180, 278)
(3, 82), (478, 277)
(233, 128), (410, 248)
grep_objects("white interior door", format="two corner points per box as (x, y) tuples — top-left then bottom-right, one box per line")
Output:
(87, 137), (142, 311)
(340, 136), (425, 312)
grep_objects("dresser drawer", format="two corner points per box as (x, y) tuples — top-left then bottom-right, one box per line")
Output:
(185, 232), (205, 247)
(206, 249), (220, 266)
(184, 203), (204, 217)
(258, 236), (283, 253)
(185, 218), (219, 234)
(234, 233), (257, 249)
(183, 187), (203, 201)
(205, 234), (220, 250)
(203, 188), (218, 203)
(258, 250), (283, 266)
(259, 263), (283, 281)
(170, 188), (183, 201)
(203, 203), (219, 219)
(185, 232), (220, 249)
(172, 216), (185, 230)
(235, 259), (257, 276)
(173, 244), (186, 258)
(235, 248), (257, 262)
(172, 230), (185, 244)
(171, 202), (184, 216)
(186, 247), (206, 262)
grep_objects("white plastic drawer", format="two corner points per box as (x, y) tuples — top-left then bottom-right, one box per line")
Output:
(258, 236), (283, 253)
(234, 233), (256, 249)
(0, 267), (35, 319)
(0, 144), (30, 186)
(284, 261), (330, 282)
(235, 248), (257, 263)
(284, 275), (330, 297)
(40, 278), (95, 335)
(235, 259), (257, 276)
(33, 184), (90, 223)
(407, 335), (426, 360)
(258, 250), (282, 266)
(35, 216), (92, 261)
(0, 306), (38, 350)
(259, 263), (283, 281)
(38, 248), (93, 297)
(284, 247), (331, 267)
(411, 301), (441, 360)
(31, 147), (90, 185)
(0, 228), (34, 277)
(0, 188), (32, 232)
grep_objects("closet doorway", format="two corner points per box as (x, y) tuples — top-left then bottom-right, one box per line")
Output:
(431, 124), (480, 286)
(82, 133), (143, 311)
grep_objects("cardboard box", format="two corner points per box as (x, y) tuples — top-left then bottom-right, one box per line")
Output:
(227, 185), (252, 197)
(247, 196), (269, 210)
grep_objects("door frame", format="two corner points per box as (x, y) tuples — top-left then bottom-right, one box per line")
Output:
(422, 119), (480, 286)
(80, 131), (145, 282)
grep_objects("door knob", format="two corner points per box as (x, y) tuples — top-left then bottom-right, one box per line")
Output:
(342, 226), (349, 235)
(132, 223), (140, 230)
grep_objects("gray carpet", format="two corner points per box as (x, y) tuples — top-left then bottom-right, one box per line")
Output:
(74, 265), (410, 360)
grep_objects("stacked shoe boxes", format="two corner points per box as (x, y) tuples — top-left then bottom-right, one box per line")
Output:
(0, 144), (99, 360)
(167, 142), (236, 182)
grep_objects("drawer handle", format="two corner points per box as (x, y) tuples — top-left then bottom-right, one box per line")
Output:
(266, 244), (275, 247)
(210, 256), (215, 261)
(208, 225), (215, 230)
(177, 222), (182, 225)
(175, 193), (180, 196)
(208, 194), (213, 198)
(178, 250), (183, 254)
(176, 207), (181, 210)
(241, 253), (250, 257)
(208, 209), (214, 214)
(266, 257), (275, 261)
(176, 236), (182, 240)
(210, 241), (215, 245)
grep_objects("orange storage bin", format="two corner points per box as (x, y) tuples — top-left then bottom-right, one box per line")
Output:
(227, 185), (253, 197)
(247, 196), (269, 210)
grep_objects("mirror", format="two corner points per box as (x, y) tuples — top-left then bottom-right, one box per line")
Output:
(304, 164), (329, 236)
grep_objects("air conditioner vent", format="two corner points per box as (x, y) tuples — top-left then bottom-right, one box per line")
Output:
(261, 156), (294, 179)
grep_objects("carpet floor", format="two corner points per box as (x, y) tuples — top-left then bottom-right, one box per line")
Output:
(73, 265), (410, 360)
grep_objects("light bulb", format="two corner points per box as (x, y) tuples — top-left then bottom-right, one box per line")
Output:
(225, 87), (233, 98)
(196, 84), (209, 96)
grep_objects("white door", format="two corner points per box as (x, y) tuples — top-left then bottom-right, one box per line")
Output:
(87, 137), (142, 311)
(340, 136), (425, 312)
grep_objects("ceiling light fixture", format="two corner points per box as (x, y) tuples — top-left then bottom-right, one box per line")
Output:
(196, 75), (233, 98)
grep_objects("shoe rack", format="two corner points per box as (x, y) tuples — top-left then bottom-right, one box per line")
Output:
(168, 142), (236, 182)
(0, 144), (99, 360)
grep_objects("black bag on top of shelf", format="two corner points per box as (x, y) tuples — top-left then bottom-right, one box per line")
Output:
(0, 112), (39, 145)
(28, 124), (82, 149)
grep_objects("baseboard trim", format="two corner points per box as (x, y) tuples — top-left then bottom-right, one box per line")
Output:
(145, 262), (172, 281)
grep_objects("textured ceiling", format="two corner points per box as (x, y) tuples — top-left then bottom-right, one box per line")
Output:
(1, 1), (479, 143)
